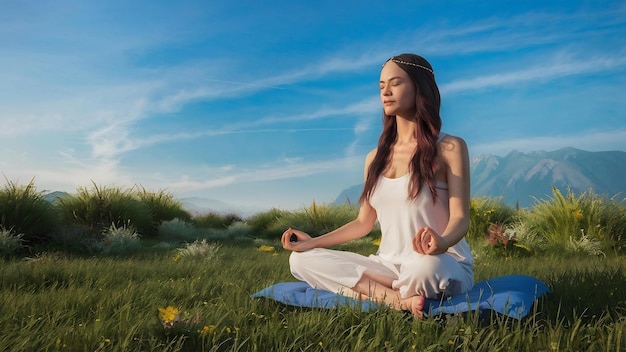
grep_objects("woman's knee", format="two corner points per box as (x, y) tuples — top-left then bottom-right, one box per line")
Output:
(400, 254), (452, 276)
(289, 249), (320, 274)
(395, 254), (466, 298)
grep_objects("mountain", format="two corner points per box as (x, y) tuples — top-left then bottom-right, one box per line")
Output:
(43, 191), (70, 203)
(335, 147), (626, 208)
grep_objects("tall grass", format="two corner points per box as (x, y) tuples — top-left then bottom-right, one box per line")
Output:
(193, 213), (243, 229)
(245, 208), (290, 239)
(515, 187), (626, 255)
(56, 182), (153, 236)
(271, 201), (364, 237)
(91, 223), (142, 256)
(0, 178), (59, 244)
(468, 197), (517, 240)
(0, 227), (24, 256)
(134, 186), (192, 237)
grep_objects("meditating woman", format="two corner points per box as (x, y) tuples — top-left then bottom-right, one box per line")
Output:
(281, 53), (474, 318)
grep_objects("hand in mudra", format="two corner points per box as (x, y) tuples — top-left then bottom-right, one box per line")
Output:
(281, 228), (312, 252)
(413, 227), (449, 255)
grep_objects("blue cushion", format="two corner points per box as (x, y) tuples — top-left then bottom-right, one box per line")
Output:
(251, 274), (550, 319)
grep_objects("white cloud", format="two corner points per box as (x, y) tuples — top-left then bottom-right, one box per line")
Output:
(441, 53), (626, 94)
(470, 129), (626, 156)
(166, 155), (363, 193)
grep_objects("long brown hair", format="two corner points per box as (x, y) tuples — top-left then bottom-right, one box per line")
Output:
(360, 54), (442, 204)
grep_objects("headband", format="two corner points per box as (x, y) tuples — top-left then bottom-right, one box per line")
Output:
(389, 58), (434, 74)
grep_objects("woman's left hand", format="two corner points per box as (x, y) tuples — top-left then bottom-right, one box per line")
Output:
(413, 227), (450, 255)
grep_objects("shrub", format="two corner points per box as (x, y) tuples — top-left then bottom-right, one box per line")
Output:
(516, 187), (625, 255)
(0, 227), (25, 256)
(193, 212), (242, 229)
(199, 221), (254, 244)
(0, 178), (59, 244)
(48, 224), (98, 254)
(246, 208), (289, 239)
(468, 197), (517, 240)
(56, 182), (152, 236)
(174, 239), (220, 260)
(91, 223), (141, 256)
(482, 223), (532, 257)
(158, 218), (199, 243)
(271, 201), (359, 237)
(133, 186), (191, 237)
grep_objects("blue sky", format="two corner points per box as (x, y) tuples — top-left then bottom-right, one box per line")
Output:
(1, 0), (625, 213)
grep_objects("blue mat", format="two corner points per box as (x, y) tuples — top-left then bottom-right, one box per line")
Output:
(251, 274), (550, 319)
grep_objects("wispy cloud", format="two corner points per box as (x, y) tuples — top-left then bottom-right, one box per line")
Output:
(470, 129), (626, 156)
(167, 155), (363, 192)
(441, 52), (626, 94)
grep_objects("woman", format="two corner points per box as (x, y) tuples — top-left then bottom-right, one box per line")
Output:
(281, 54), (473, 318)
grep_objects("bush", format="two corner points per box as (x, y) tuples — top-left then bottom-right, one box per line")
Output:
(482, 223), (532, 258)
(271, 201), (359, 237)
(174, 239), (220, 260)
(199, 222), (254, 244)
(468, 197), (517, 240)
(516, 187), (626, 255)
(56, 182), (152, 236)
(0, 227), (25, 256)
(245, 208), (289, 239)
(193, 212), (242, 229)
(91, 223), (141, 256)
(48, 224), (98, 254)
(0, 178), (59, 244)
(133, 186), (191, 237)
(158, 218), (199, 243)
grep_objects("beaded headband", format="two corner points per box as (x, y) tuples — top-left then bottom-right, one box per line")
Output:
(388, 58), (434, 74)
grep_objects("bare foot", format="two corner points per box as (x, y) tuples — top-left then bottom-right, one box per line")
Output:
(399, 295), (425, 319)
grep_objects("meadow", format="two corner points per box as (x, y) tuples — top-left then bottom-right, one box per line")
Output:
(1, 180), (626, 351)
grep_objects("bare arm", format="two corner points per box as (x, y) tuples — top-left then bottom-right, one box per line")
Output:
(414, 135), (470, 254)
(439, 135), (471, 247)
(282, 149), (379, 252)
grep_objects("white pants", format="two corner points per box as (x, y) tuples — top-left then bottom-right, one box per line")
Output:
(290, 248), (473, 299)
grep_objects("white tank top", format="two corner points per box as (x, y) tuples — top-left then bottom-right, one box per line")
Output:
(368, 133), (473, 270)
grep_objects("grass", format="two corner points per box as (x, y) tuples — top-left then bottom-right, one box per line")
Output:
(1, 241), (625, 351)
(0, 178), (59, 243)
(2, 179), (626, 350)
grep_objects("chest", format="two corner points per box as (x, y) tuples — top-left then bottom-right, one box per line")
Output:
(382, 145), (415, 178)
(382, 145), (446, 180)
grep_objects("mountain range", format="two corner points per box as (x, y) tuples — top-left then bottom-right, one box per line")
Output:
(335, 147), (626, 208)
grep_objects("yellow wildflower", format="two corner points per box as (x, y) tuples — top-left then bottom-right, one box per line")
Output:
(258, 245), (275, 252)
(372, 238), (381, 246)
(158, 306), (179, 323)
(200, 325), (216, 337)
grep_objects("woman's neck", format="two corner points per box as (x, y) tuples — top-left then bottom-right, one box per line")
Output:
(395, 115), (417, 144)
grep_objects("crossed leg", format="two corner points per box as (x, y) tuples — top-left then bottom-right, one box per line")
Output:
(352, 269), (424, 318)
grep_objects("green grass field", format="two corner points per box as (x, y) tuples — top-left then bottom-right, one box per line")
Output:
(2, 181), (626, 351)
(1, 239), (625, 352)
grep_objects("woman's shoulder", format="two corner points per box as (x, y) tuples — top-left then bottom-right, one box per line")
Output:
(438, 133), (467, 148)
(438, 133), (469, 160)
(365, 148), (378, 165)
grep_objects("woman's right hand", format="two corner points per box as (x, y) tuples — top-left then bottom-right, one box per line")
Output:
(281, 228), (313, 252)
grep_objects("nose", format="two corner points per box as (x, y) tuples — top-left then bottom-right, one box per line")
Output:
(381, 84), (391, 96)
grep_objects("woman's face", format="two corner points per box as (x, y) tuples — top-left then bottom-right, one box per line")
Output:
(379, 61), (417, 118)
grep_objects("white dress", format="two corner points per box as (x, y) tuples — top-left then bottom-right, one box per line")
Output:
(289, 135), (474, 299)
